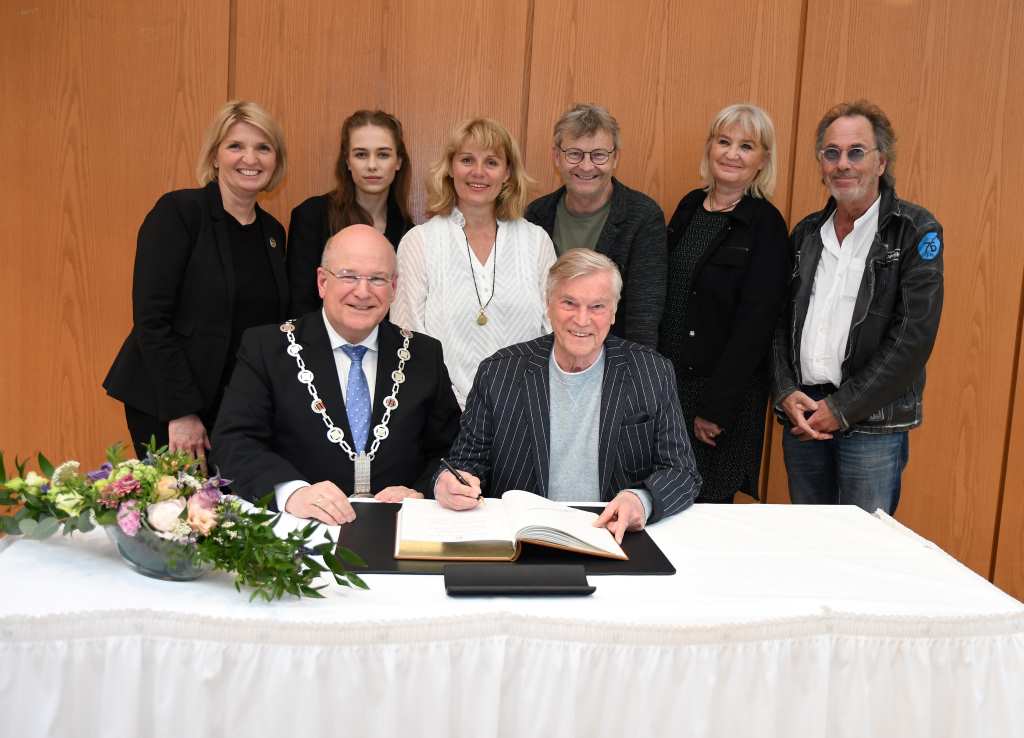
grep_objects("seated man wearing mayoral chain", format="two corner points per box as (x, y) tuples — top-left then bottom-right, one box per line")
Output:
(214, 224), (462, 526)
(434, 249), (701, 542)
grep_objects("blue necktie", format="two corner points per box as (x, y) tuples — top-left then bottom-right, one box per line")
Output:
(340, 344), (370, 454)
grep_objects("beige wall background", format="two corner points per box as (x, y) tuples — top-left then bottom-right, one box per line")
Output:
(3, 0), (1023, 600)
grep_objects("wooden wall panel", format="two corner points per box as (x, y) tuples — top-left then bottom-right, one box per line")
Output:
(233, 0), (532, 226)
(995, 314), (1024, 600)
(523, 0), (804, 221)
(764, 0), (1024, 579)
(0, 0), (229, 464)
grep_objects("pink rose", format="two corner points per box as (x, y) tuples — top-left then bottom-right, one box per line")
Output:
(187, 495), (219, 536)
(147, 498), (186, 532)
(116, 500), (141, 537)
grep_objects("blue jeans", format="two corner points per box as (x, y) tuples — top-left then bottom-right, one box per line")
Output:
(782, 422), (909, 515)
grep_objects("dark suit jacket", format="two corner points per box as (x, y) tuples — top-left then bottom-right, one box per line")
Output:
(212, 315), (461, 505)
(444, 334), (700, 523)
(525, 178), (667, 348)
(286, 193), (412, 316)
(104, 182), (288, 422)
(659, 188), (791, 428)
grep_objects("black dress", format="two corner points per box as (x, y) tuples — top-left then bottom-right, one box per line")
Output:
(286, 193), (411, 317)
(659, 191), (791, 503)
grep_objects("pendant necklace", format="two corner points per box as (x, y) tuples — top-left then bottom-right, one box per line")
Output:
(706, 192), (743, 213)
(463, 224), (498, 326)
(280, 320), (413, 496)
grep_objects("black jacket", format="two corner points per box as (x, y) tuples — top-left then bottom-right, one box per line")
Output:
(213, 315), (461, 505)
(660, 189), (791, 428)
(771, 183), (944, 432)
(103, 182), (288, 422)
(286, 193), (411, 316)
(525, 178), (666, 348)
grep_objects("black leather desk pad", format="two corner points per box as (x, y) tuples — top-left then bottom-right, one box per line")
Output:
(339, 502), (676, 576)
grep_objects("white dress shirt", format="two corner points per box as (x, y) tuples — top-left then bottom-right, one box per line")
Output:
(799, 196), (881, 386)
(274, 311), (379, 511)
(391, 208), (556, 408)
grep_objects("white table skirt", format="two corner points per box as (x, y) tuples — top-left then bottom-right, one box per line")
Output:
(2, 504), (1023, 738)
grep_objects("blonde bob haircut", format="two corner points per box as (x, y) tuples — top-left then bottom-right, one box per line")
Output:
(546, 248), (623, 313)
(196, 100), (288, 192)
(425, 118), (533, 221)
(698, 103), (777, 199)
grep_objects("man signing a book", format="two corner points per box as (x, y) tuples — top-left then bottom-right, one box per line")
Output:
(434, 248), (701, 542)
(214, 225), (462, 525)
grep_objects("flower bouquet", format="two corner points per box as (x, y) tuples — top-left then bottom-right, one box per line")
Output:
(0, 443), (367, 601)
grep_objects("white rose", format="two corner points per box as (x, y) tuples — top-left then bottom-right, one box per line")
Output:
(146, 498), (187, 532)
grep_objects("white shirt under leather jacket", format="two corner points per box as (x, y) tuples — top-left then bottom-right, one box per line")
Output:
(771, 182), (944, 434)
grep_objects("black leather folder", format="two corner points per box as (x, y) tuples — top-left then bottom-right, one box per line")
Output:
(338, 502), (676, 576)
(444, 564), (597, 596)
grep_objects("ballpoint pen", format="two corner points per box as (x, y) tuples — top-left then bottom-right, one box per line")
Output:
(439, 457), (483, 501)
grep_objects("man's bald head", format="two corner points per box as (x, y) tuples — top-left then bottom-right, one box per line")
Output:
(321, 224), (397, 275)
(317, 224), (398, 343)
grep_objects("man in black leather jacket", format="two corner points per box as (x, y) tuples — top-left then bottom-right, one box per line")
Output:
(771, 100), (943, 514)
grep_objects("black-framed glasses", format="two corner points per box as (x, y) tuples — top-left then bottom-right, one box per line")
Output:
(322, 268), (392, 288)
(558, 146), (616, 165)
(818, 146), (878, 164)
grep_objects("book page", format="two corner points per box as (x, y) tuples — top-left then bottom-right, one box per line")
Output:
(397, 498), (514, 543)
(501, 490), (625, 557)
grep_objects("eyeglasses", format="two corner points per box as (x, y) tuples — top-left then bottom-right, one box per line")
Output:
(322, 268), (392, 288)
(558, 146), (616, 165)
(818, 146), (878, 164)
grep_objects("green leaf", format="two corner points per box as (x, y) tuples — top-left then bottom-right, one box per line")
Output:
(335, 546), (367, 568)
(37, 453), (54, 478)
(255, 492), (275, 509)
(0, 490), (17, 506)
(0, 516), (20, 534)
(0, 451), (6, 484)
(95, 510), (117, 526)
(76, 512), (95, 533)
(32, 517), (61, 539)
(18, 518), (37, 536)
(345, 571), (368, 590)
(14, 456), (27, 477)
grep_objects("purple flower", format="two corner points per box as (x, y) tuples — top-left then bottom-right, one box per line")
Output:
(117, 500), (141, 536)
(192, 487), (223, 511)
(86, 463), (113, 482)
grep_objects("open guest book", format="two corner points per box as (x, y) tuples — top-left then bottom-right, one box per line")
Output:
(394, 490), (628, 561)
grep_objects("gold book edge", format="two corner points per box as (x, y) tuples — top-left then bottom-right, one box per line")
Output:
(395, 539), (519, 561)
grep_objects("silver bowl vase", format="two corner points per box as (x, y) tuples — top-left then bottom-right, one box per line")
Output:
(104, 524), (211, 581)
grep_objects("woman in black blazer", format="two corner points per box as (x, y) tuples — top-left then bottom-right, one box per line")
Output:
(287, 110), (413, 316)
(658, 104), (791, 503)
(104, 100), (290, 464)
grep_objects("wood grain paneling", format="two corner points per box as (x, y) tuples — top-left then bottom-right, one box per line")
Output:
(523, 0), (804, 218)
(995, 313), (1024, 601)
(764, 0), (1024, 579)
(233, 0), (532, 225)
(0, 0), (230, 465)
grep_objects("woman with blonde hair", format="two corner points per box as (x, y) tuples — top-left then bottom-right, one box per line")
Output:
(658, 103), (791, 502)
(392, 118), (555, 407)
(104, 100), (290, 463)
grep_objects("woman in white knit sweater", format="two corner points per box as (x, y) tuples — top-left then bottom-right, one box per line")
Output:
(392, 118), (555, 407)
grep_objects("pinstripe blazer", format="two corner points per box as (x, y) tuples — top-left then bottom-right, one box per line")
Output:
(444, 334), (701, 523)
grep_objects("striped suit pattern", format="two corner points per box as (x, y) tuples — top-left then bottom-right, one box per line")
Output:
(446, 334), (701, 523)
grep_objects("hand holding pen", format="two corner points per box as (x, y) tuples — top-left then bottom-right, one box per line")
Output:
(435, 458), (484, 511)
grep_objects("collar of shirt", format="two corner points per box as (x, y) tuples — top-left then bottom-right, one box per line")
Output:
(821, 194), (881, 258)
(321, 309), (379, 401)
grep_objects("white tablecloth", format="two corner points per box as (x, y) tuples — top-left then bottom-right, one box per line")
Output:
(2, 504), (1022, 738)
